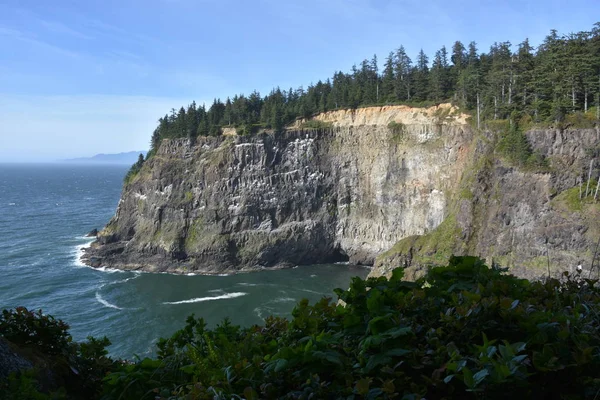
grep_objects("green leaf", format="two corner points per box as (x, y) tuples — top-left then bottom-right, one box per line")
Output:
(274, 358), (288, 373)
(385, 348), (411, 357)
(382, 326), (412, 339)
(462, 367), (474, 388)
(365, 354), (392, 372)
(473, 369), (489, 386)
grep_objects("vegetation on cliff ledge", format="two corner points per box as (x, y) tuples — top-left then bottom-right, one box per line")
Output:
(3, 256), (600, 399)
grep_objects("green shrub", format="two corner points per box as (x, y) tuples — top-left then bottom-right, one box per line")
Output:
(0, 307), (71, 355)
(300, 120), (333, 130)
(388, 121), (406, 143)
(5, 258), (600, 399)
(103, 256), (600, 399)
(0, 307), (115, 399)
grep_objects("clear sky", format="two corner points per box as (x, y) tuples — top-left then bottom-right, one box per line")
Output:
(0, 0), (598, 162)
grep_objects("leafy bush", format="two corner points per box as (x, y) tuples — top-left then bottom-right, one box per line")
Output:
(4, 258), (600, 399)
(103, 256), (600, 399)
(0, 307), (71, 355)
(0, 307), (115, 399)
(300, 120), (333, 130)
(388, 121), (406, 144)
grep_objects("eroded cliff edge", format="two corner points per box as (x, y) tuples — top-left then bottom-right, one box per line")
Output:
(83, 104), (599, 278)
(83, 105), (472, 274)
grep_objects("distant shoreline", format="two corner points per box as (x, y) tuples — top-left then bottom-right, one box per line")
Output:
(60, 150), (147, 164)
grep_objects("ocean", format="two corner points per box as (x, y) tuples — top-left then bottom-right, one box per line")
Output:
(0, 163), (369, 359)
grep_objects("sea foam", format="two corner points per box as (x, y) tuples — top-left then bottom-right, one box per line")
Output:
(163, 292), (247, 305)
(72, 238), (94, 267)
(95, 292), (123, 310)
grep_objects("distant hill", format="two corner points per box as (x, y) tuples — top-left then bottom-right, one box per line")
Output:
(62, 151), (147, 165)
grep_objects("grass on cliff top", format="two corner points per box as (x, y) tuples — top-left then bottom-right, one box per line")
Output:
(552, 184), (600, 213)
(299, 120), (334, 130)
(4, 256), (600, 399)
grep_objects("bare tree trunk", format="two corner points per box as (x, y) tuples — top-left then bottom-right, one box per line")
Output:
(586, 160), (594, 197)
(508, 79), (513, 105)
(595, 175), (600, 202)
(580, 178), (583, 200)
(572, 85), (576, 110)
(584, 88), (588, 112)
(477, 92), (481, 129)
(494, 96), (498, 120)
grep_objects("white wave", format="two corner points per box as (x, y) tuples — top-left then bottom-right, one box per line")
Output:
(299, 288), (328, 295)
(163, 292), (247, 305)
(74, 235), (95, 240)
(237, 282), (258, 287)
(72, 239), (95, 267)
(108, 274), (141, 285)
(310, 274), (317, 278)
(186, 273), (196, 276)
(207, 289), (225, 293)
(95, 266), (128, 274)
(272, 297), (296, 303)
(334, 261), (351, 265)
(95, 292), (122, 310)
(8, 203), (15, 206)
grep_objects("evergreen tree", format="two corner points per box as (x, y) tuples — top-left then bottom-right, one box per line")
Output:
(412, 49), (429, 101)
(381, 52), (396, 102)
(394, 46), (413, 101)
(144, 23), (600, 148)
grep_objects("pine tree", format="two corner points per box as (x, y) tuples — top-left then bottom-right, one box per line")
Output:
(381, 52), (396, 102)
(412, 49), (429, 101)
(394, 46), (412, 101)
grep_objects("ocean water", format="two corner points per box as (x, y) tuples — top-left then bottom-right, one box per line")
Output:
(0, 164), (368, 359)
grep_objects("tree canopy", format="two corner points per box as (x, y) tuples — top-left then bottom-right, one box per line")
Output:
(148, 23), (600, 154)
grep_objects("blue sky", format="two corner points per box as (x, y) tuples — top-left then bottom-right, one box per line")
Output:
(0, 0), (598, 161)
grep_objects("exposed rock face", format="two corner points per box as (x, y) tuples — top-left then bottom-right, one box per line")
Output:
(84, 105), (473, 274)
(372, 127), (600, 280)
(84, 104), (599, 279)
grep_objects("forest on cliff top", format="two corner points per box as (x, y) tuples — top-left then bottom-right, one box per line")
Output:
(147, 24), (600, 153)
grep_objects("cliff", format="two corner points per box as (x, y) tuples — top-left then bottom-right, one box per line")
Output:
(83, 104), (471, 273)
(83, 104), (599, 278)
(372, 126), (600, 280)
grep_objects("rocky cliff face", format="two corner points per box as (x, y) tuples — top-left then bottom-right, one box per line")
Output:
(84, 105), (473, 274)
(84, 105), (599, 279)
(371, 127), (600, 280)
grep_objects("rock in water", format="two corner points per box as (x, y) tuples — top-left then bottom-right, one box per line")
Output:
(86, 228), (98, 237)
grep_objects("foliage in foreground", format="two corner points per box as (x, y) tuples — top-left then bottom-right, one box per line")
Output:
(100, 257), (600, 399)
(0, 308), (115, 400)
(3, 256), (600, 399)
